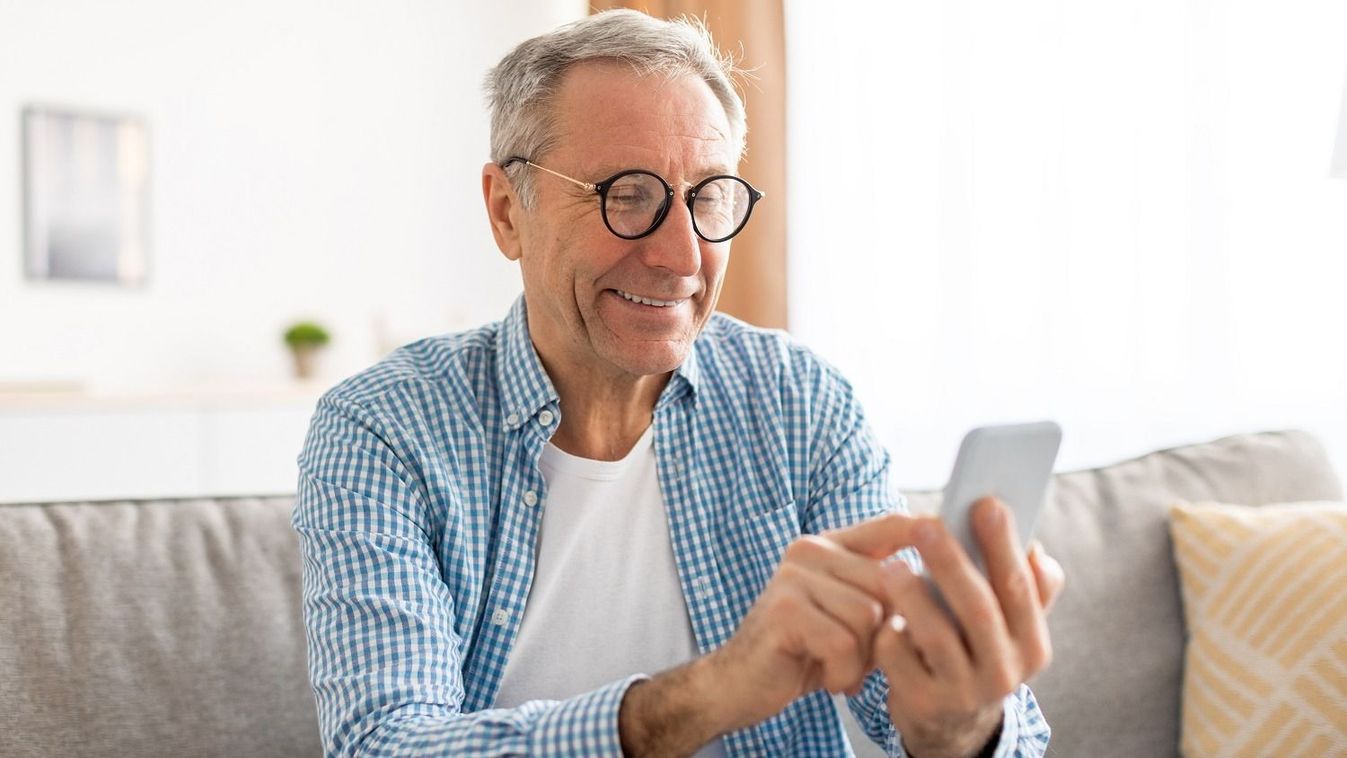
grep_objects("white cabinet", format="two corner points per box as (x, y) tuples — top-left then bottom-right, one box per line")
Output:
(0, 384), (324, 504)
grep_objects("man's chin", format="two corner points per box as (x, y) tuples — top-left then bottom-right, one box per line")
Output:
(591, 306), (697, 377)
(599, 340), (690, 378)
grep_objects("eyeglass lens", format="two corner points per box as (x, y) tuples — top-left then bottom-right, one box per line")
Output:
(604, 172), (752, 242)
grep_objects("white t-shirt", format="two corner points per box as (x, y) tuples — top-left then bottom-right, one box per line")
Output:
(492, 425), (727, 757)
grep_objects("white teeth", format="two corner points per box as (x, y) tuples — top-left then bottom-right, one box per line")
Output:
(616, 290), (679, 307)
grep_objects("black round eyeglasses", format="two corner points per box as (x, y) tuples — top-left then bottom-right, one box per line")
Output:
(502, 157), (765, 243)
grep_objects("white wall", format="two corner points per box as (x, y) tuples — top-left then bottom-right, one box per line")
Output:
(0, 0), (587, 391)
(787, 0), (1347, 489)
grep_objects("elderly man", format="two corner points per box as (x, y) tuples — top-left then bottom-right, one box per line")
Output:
(294, 9), (1063, 757)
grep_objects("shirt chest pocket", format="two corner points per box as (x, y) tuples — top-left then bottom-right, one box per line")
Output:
(720, 500), (802, 605)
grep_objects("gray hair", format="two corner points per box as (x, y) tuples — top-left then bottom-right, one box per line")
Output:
(485, 9), (747, 207)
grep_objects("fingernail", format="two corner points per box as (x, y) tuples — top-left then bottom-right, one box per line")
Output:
(1048, 554), (1065, 579)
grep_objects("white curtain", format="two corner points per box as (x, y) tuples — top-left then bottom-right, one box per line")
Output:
(786, 0), (1347, 488)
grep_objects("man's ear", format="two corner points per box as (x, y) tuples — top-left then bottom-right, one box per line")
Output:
(482, 162), (525, 261)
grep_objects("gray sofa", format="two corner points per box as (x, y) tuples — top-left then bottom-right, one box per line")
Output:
(1, 430), (1339, 757)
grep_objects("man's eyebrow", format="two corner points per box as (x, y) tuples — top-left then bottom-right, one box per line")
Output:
(700, 164), (737, 177)
(586, 163), (740, 181)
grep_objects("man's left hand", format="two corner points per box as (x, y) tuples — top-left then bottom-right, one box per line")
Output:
(871, 497), (1065, 758)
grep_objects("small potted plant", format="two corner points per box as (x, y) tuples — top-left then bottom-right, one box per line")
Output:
(283, 321), (330, 380)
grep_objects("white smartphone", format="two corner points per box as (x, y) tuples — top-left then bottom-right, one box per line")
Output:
(926, 421), (1062, 588)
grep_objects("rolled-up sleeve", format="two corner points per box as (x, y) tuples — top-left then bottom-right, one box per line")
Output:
(990, 684), (1052, 757)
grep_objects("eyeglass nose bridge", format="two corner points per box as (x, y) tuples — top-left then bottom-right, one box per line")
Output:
(664, 182), (710, 240)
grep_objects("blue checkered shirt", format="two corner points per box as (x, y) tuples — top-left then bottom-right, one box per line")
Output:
(293, 296), (1051, 756)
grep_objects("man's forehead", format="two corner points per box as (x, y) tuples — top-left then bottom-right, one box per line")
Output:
(549, 61), (737, 166)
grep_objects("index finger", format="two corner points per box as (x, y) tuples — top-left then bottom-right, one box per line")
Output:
(973, 498), (1046, 642)
(823, 512), (921, 559)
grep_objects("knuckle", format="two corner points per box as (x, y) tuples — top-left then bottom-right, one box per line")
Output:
(921, 519), (951, 555)
(986, 664), (1018, 699)
(769, 587), (802, 616)
(1025, 637), (1053, 673)
(775, 560), (802, 583)
(825, 629), (858, 660)
(1002, 566), (1033, 604)
(964, 599), (1000, 630)
(866, 597), (884, 625)
(785, 535), (830, 562)
(854, 561), (885, 590)
(849, 598), (884, 629)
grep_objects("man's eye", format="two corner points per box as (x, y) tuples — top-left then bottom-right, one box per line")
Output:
(697, 187), (725, 203)
(695, 192), (730, 212)
(608, 190), (650, 207)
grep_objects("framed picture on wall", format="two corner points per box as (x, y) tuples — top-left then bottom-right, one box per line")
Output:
(22, 106), (150, 286)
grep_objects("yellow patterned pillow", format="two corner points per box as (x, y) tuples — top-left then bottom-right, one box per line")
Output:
(1170, 501), (1347, 757)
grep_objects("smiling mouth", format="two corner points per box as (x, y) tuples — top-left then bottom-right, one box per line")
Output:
(614, 289), (685, 308)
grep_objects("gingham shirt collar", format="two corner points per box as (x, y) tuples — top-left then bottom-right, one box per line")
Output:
(495, 294), (701, 432)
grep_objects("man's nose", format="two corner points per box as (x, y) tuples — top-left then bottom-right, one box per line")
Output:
(636, 198), (702, 277)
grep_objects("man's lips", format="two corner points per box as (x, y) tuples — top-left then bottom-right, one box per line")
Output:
(610, 288), (691, 308)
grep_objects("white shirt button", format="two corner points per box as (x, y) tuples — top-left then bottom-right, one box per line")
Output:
(505, 412), (520, 426)
(523, 490), (539, 507)
(692, 576), (712, 598)
(491, 609), (509, 626)
(537, 410), (555, 426)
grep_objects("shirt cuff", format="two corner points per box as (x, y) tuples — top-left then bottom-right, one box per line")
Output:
(989, 685), (1048, 758)
(530, 673), (649, 755)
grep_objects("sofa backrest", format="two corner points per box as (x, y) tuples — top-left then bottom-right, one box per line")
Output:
(1, 431), (1340, 757)
(0, 496), (319, 758)
(899, 429), (1342, 758)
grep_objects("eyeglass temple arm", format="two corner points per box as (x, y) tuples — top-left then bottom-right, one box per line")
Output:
(502, 157), (597, 192)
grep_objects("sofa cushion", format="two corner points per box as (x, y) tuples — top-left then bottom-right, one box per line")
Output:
(1170, 500), (1347, 756)
(0, 497), (319, 758)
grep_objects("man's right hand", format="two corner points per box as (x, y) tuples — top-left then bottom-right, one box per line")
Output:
(619, 513), (913, 755)
(619, 511), (1065, 755)
(704, 513), (915, 727)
